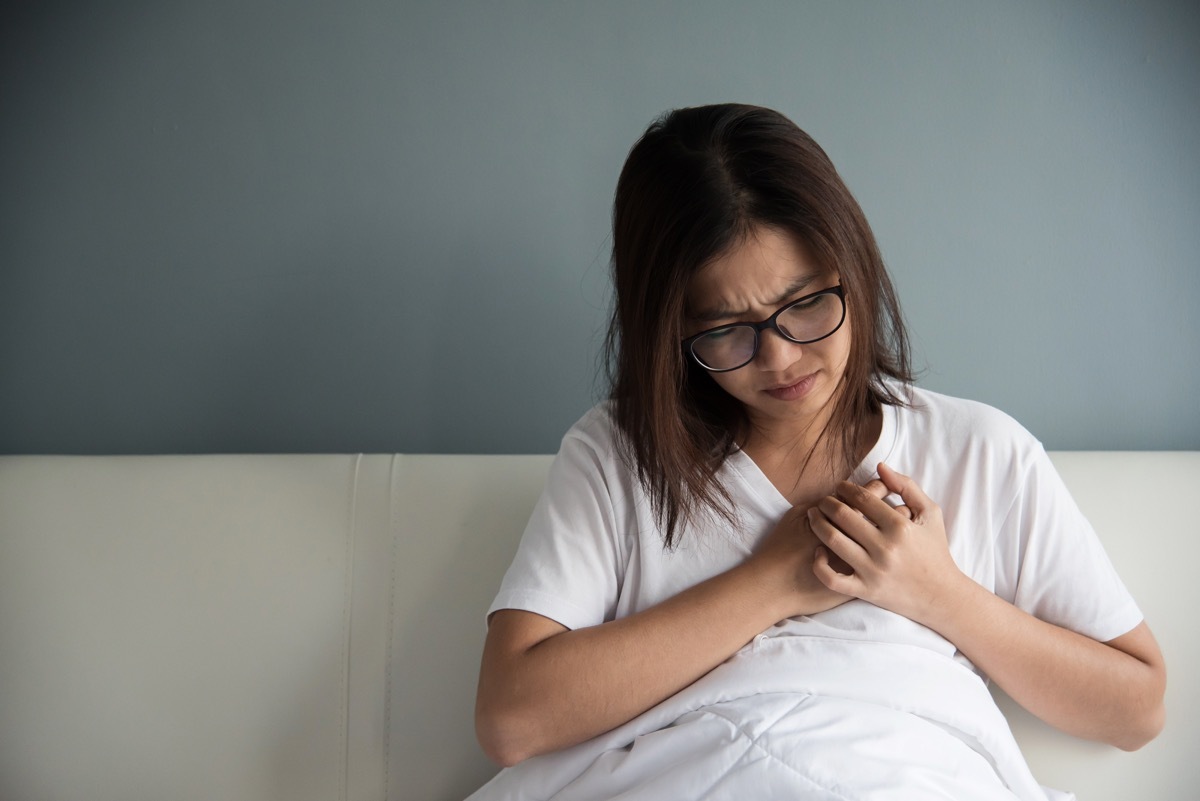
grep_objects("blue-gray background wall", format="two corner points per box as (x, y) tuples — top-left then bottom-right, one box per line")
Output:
(2, 1), (1197, 455)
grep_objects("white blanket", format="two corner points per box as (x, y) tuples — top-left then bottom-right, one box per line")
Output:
(467, 634), (1072, 801)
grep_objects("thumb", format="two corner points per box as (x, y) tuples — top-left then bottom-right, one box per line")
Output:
(877, 462), (932, 518)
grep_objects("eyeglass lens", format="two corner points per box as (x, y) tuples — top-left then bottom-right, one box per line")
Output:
(691, 291), (843, 371)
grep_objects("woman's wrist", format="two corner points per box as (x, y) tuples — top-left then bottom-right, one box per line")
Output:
(906, 568), (983, 635)
(735, 555), (846, 623)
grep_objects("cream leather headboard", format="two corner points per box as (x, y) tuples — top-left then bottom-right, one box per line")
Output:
(0, 452), (1195, 800)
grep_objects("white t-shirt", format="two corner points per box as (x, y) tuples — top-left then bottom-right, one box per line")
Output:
(489, 386), (1142, 670)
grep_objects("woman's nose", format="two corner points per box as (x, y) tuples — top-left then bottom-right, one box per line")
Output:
(755, 328), (802, 371)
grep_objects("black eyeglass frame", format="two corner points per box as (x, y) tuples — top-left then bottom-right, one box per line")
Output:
(681, 285), (847, 373)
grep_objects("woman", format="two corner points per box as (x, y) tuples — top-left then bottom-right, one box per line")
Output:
(472, 104), (1165, 799)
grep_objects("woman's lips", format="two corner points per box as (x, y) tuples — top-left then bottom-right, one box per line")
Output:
(763, 372), (817, 401)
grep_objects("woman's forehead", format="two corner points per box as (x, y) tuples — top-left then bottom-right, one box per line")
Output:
(686, 228), (829, 320)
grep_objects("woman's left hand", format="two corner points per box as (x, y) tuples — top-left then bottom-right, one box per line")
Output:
(807, 462), (966, 624)
(810, 463), (1166, 751)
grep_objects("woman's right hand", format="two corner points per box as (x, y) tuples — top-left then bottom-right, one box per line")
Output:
(747, 479), (897, 619)
(748, 502), (851, 618)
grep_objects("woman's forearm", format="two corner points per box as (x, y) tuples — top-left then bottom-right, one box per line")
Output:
(475, 559), (841, 767)
(809, 466), (1166, 751)
(922, 573), (1166, 750)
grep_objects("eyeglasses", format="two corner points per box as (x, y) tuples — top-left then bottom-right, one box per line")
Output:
(682, 285), (846, 372)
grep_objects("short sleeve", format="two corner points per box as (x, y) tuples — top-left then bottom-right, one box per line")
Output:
(487, 410), (632, 631)
(995, 445), (1143, 643)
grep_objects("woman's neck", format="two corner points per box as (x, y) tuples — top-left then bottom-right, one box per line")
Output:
(740, 407), (883, 506)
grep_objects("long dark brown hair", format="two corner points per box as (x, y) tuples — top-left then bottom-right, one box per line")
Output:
(604, 104), (914, 547)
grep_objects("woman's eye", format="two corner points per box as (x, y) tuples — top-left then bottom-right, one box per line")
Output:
(705, 327), (737, 341)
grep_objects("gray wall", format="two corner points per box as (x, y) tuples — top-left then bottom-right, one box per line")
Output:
(2, 0), (1197, 455)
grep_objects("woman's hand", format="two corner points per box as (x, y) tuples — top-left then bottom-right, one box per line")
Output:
(807, 462), (1166, 749)
(748, 503), (850, 618)
(806, 462), (964, 624)
(748, 478), (903, 620)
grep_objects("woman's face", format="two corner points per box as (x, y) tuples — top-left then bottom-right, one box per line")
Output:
(684, 226), (852, 437)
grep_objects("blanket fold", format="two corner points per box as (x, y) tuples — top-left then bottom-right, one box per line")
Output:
(468, 635), (1071, 801)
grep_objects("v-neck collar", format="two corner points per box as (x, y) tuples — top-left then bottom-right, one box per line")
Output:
(726, 401), (899, 513)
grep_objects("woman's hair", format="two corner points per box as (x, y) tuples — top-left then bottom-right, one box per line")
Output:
(604, 103), (914, 547)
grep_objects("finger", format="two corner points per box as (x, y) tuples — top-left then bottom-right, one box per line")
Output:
(815, 494), (885, 553)
(877, 463), (933, 519)
(862, 479), (890, 500)
(808, 505), (872, 567)
(813, 545), (863, 596)
(812, 544), (846, 574)
(817, 536), (855, 575)
(831, 480), (904, 531)
(863, 478), (909, 517)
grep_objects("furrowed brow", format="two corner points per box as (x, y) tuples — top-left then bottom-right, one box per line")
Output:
(690, 275), (819, 323)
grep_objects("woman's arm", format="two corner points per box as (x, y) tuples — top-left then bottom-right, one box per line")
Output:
(918, 582), (1164, 749)
(475, 500), (853, 767)
(807, 463), (1166, 750)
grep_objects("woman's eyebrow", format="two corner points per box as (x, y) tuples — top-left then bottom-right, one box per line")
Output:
(690, 275), (819, 322)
